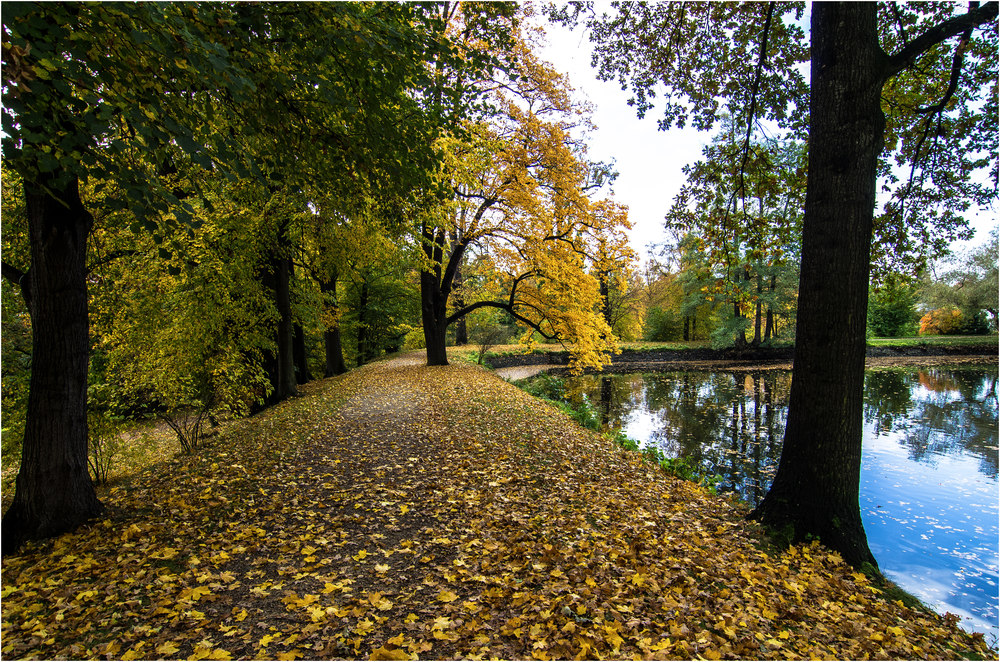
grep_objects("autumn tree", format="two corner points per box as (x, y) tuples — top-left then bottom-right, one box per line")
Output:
(558, 1), (999, 567)
(919, 230), (999, 334)
(0, 2), (475, 552)
(666, 122), (806, 348)
(421, 29), (633, 371)
(0, 3), (270, 553)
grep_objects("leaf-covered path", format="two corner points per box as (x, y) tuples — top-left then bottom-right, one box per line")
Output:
(1, 357), (992, 660)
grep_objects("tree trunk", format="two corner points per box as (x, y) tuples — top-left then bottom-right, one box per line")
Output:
(733, 299), (748, 349)
(356, 279), (374, 366)
(599, 272), (613, 331)
(293, 323), (311, 383)
(320, 277), (347, 377)
(421, 269), (449, 366)
(750, 2), (881, 570)
(752, 273), (763, 347)
(2, 173), (103, 555)
(764, 274), (776, 341)
(453, 260), (468, 346)
(682, 315), (690, 342)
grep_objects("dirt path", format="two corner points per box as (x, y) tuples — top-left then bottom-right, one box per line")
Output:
(1, 358), (992, 660)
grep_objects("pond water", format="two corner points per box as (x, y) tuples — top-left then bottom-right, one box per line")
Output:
(563, 365), (999, 643)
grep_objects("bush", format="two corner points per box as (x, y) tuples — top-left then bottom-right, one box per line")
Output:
(868, 279), (918, 337)
(517, 374), (567, 402)
(919, 307), (963, 335)
(643, 306), (684, 342)
(88, 412), (123, 485)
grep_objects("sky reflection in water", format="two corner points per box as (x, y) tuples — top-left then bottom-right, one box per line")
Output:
(566, 366), (999, 643)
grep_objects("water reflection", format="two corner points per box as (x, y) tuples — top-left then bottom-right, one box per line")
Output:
(565, 366), (999, 642)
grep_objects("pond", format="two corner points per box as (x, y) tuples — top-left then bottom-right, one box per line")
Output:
(562, 365), (999, 644)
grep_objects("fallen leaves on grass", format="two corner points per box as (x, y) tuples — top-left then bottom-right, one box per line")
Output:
(1, 358), (992, 660)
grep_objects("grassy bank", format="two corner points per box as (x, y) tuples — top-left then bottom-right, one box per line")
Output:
(1, 356), (993, 659)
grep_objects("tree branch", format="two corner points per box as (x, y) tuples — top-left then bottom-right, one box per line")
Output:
(2, 260), (31, 308)
(884, 2), (997, 79)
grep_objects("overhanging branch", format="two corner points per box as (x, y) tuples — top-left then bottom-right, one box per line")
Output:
(884, 2), (997, 79)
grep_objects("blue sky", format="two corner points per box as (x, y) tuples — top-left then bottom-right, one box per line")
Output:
(536, 14), (997, 267)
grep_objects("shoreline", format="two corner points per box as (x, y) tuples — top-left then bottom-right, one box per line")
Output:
(489, 344), (997, 380)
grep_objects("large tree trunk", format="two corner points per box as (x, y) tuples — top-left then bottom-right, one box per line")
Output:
(421, 268), (449, 366)
(289, 264), (311, 384)
(2, 173), (103, 555)
(293, 323), (311, 383)
(750, 2), (881, 570)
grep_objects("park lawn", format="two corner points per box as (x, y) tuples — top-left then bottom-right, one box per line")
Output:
(865, 334), (998, 347)
(449, 335), (998, 366)
(1, 356), (993, 660)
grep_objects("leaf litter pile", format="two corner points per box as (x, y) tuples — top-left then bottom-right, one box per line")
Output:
(1, 357), (992, 660)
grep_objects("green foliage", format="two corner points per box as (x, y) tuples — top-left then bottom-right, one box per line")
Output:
(709, 312), (754, 350)
(0, 280), (30, 469)
(868, 277), (919, 337)
(920, 231), (999, 333)
(517, 374), (568, 402)
(643, 306), (684, 342)
(87, 412), (123, 486)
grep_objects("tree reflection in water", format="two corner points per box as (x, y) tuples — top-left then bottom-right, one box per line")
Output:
(565, 365), (999, 641)
(569, 366), (998, 501)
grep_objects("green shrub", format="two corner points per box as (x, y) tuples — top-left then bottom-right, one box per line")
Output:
(643, 306), (684, 342)
(88, 412), (123, 485)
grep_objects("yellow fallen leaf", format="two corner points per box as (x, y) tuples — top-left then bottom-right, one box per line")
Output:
(369, 645), (412, 660)
(276, 649), (301, 661)
(375, 563), (390, 574)
(437, 589), (459, 603)
(156, 641), (181, 656)
(368, 592), (393, 611)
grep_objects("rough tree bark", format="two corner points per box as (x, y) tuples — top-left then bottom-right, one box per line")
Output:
(1, 173), (103, 555)
(421, 267), (452, 366)
(452, 257), (468, 346)
(750, 2), (885, 569)
(751, 0), (998, 569)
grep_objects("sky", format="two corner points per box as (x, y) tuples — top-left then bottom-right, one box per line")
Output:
(534, 14), (997, 267)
